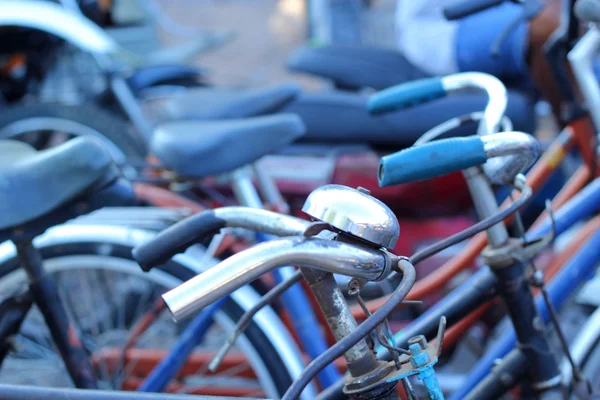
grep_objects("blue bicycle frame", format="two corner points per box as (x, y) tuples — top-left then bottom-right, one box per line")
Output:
(448, 178), (600, 399)
(449, 227), (600, 399)
(346, 177), (600, 399)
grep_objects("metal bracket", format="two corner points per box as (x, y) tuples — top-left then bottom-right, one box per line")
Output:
(344, 318), (446, 399)
(483, 198), (556, 268)
(482, 233), (553, 268)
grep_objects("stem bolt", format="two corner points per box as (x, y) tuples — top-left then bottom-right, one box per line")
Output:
(408, 335), (427, 351)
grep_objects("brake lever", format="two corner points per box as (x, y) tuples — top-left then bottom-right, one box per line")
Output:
(490, 0), (545, 57)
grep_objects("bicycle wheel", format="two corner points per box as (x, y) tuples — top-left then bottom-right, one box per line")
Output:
(0, 225), (301, 398)
(0, 103), (146, 164)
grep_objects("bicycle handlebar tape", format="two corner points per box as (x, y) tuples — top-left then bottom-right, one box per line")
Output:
(443, 0), (505, 20)
(367, 78), (446, 115)
(132, 210), (226, 272)
(378, 136), (487, 187)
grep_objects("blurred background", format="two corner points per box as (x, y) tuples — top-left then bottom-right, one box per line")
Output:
(143, 0), (396, 87)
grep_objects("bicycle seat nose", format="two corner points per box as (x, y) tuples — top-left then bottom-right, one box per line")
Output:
(302, 184), (400, 250)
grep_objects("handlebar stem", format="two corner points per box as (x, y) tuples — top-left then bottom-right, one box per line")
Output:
(163, 236), (393, 321)
(302, 269), (379, 370)
(441, 72), (507, 136)
(463, 167), (510, 247)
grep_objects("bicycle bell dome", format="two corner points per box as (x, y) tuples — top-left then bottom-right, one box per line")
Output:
(302, 184), (399, 250)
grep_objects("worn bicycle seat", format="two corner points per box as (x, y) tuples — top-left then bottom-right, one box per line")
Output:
(159, 83), (301, 121)
(0, 138), (117, 230)
(280, 89), (535, 148)
(287, 45), (430, 90)
(151, 114), (306, 178)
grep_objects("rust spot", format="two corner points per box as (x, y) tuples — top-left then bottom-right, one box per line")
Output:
(67, 324), (83, 347)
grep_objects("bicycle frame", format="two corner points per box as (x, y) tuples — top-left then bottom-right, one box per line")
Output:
(315, 152), (600, 399)
(452, 225), (600, 399)
(354, 115), (597, 318)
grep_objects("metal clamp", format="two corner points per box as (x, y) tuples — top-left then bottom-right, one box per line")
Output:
(482, 234), (553, 268)
(344, 318), (447, 399)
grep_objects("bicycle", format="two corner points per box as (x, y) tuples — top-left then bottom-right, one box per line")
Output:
(134, 118), (600, 400)
(4, 0), (600, 396)
(0, 136), (310, 398)
(131, 85), (600, 400)
(127, 5), (593, 394)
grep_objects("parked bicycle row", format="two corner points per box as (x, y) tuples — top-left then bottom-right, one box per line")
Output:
(1, 0), (600, 399)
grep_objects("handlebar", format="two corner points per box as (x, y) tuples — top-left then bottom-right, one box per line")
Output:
(575, 0), (600, 24)
(162, 236), (393, 321)
(443, 0), (505, 20)
(132, 207), (309, 271)
(378, 131), (539, 187)
(368, 72), (507, 136)
(367, 77), (446, 113)
(568, 14), (600, 133)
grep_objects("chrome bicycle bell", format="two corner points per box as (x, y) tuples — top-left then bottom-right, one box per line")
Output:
(302, 184), (400, 249)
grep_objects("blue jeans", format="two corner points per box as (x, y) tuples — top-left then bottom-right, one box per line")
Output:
(456, 3), (530, 84)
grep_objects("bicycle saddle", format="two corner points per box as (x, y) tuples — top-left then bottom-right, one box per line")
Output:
(287, 45), (430, 90)
(280, 90), (535, 148)
(0, 138), (118, 231)
(158, 87), (534, 149)
(150, 114), (305, 178)
(159, 83), (301, 121)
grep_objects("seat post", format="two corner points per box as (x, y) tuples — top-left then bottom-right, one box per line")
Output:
(13, 240), (98, 389)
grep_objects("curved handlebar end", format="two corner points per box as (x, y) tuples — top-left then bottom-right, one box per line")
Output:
(367, 78), (446, 115)
(133, 210), (227, 271)
(378, 136), (487, 187)
(575, 0), (600, 24)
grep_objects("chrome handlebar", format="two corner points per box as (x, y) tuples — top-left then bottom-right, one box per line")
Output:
(213, 207), (310, 236)
(568, 25), (600, 134)
(481, 131), (540, 185)
(441, 72), (507, 136)
(441, 73), (536, 184)
(163, 236), (394, 321)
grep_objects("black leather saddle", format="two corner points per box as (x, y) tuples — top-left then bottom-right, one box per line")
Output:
(159, 84), (301, 121)
(280, 90), (535, 148)
(287, 45), (431, 90)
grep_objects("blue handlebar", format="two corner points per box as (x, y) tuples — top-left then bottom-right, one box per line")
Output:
(378, 136), (487, 187)
(368, 78), (446, 114)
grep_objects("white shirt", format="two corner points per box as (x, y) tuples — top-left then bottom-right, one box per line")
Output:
(395, 0), (460, 76)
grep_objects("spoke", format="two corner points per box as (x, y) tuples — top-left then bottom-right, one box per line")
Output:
(3, 262), (270, 394)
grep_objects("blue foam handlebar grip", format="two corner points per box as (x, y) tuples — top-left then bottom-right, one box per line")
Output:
(367, 78), (446, 115)
(378, 136), (487, 187)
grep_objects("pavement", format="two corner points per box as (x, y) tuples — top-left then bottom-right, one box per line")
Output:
(153, 0), (397, 88)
